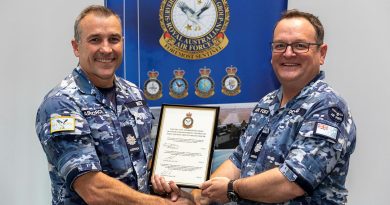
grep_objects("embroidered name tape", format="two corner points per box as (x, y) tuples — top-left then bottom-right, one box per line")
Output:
(83, 109), (104, 117)
(50, 116), (75, 133)
(127, 100), (146, 108)
(254, 107), (270, 116)
(314, 122), (338, 141)
(288, 108), (307, 116)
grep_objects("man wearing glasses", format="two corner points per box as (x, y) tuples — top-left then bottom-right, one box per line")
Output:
(193, 9), (357, 205)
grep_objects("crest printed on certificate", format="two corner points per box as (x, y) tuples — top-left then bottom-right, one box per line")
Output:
(150, 104), (219, 188)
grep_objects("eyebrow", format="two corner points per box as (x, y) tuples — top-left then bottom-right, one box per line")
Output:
(86, 33), (122, 39)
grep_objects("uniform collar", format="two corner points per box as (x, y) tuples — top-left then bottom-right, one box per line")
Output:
(73, 66), (124, 94)
(73, 66), (97, 95)
(73, 67), (120, 108)
(275, 71), (325, 108)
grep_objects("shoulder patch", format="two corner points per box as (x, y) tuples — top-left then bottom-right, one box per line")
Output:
(314, 122), (338, 141)
(50, 116), (75, 133)
(328, 107), (344, 123)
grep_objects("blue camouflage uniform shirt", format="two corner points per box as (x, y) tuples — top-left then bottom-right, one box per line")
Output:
(230, 71), (356, 205)
(35, 67), (154, 205)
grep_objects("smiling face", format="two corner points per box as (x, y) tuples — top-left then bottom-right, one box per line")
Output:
(71, 13), (123, 88)
(271, 17), (327, 90)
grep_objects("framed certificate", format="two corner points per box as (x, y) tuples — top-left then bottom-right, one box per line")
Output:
(150, 104), (219, 188)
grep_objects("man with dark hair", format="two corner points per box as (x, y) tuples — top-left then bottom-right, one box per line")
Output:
(192, 9), (356, 205)
(35, 5), (193, 205)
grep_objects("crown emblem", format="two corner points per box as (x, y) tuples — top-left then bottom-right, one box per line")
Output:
(148, 70), (159, 79)
(186, 112), (192, 117)
(199, 67), (211, 76)
(226, 65), (237, 75)
(173, 69), (185, 78)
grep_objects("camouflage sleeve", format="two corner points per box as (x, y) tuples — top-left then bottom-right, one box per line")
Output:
(36, 96), (101, 189)
(229, 137), (244, 169)
(280, 101), (352, 194)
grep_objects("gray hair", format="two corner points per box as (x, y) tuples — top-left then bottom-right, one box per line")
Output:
(74, 5), (121, 42)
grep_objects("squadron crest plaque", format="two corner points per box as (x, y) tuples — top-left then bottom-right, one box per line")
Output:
(221, 65), (241, 96)
(169, 69), (189, 99)
(144, 70), (163, 100)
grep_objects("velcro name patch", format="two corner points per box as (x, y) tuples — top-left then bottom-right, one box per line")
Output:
(50, 116), (75, 133)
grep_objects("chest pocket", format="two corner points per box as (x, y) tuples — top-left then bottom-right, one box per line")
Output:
(81, 106), (130, 175)
(125, 101), (153, 136)
(245, 107), (270, 136)
(121, 102), (154, 164)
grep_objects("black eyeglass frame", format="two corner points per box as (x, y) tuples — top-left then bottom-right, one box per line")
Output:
(270, 42), (322, 53)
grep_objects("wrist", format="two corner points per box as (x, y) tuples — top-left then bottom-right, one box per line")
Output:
(227, 179), (240, 202)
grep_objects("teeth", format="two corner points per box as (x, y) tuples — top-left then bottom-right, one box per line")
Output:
(96, 58), (113, 63)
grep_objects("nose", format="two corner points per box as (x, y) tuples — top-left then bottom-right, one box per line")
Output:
(283, 45), (296, 57)
(99, 41), (113, 53)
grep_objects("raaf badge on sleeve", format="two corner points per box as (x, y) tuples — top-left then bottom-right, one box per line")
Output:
(328, 107), (344, 123)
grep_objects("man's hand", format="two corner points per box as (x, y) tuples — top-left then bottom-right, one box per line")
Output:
(199, 177), (230, 204)
(191, 189), (211, 205)
(152, 174), (196, 204)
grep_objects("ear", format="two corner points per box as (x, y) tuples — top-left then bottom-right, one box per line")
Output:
(319, 43), (328, 65)
(71, 39), (80, 57)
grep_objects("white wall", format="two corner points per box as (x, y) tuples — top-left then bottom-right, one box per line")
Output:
(0, 0), (388, 204)
(0, 1), (103, 204)
(288, 1), (390, 204)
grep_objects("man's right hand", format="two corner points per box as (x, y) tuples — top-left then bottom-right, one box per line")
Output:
(191, 188), (212, 205)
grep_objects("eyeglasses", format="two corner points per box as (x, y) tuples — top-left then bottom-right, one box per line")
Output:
(271, 42), (322, 53)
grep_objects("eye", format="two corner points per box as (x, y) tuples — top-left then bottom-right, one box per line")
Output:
(89, 37), (101, 44)
(109, 36), (122, 44)
(293, 42), (309, 50)
(273, 43), (286, 50)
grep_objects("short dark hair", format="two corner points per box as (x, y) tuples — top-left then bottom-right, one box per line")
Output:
(74, 5), (121, 42)
(275, 9), (324, 44)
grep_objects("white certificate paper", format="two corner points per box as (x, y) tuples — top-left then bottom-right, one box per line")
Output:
(151, 104), (219, 188)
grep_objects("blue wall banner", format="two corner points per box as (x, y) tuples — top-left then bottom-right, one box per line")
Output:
(106, 0), (287, 107)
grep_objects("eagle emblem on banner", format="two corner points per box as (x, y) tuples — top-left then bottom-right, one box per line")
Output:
(159, 0), (230, 60)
